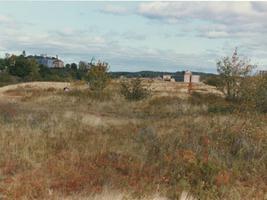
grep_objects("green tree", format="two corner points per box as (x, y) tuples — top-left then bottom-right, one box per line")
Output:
(70, 63), (78, 70)
(0, 58), (7, 71)
(217, 48), (256, 100)
(239, 74), (267, 113)
(8, 55), (40, 80)
(65, 63), (71, 69)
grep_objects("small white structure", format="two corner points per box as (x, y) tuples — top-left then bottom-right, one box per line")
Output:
(191, 75), (200, 83)
(184, 71), (192, 83)
(184, 71), (200, 83)
(163, 75), (172, 81)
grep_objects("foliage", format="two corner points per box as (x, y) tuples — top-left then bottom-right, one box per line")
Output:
(203, 75), (222, 87)
(216, 48), (256, 100)
(86, 61), (110, 92)
(7, 55), (40, 80)
(239, 74), (267, 113)
(120, 78), (149, 101)
(189, 92), (236, 114)
(0, 72), (19, 86)
(0, 58), (7, 71)
(70, 63), (78, 70)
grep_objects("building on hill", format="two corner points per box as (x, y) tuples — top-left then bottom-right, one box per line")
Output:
(184, 70), (200, 83)
(28, 54), (64, 68)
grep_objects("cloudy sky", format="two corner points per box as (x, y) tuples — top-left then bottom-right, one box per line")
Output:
(0, 1), (267, 72)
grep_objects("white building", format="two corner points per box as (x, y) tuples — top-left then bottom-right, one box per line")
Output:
(191, 75), (200, 83)
(29, 55), (64, 68)
(184, 71), (192, 83)
(184, 70), (200, 83)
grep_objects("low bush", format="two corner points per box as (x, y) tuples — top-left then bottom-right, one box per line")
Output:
(0, 72), (20, 86)
(203, 75), (222, 87)
(189, 92), (223, 105)
(120, 78), (149, 101)
(207, 103), (235, 114)
(239, 75), (267, 113)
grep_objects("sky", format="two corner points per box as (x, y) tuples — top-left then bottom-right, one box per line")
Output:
(0, 1), (267, 73)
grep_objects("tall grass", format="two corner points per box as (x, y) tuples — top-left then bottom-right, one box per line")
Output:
(0, 83), (266, 199)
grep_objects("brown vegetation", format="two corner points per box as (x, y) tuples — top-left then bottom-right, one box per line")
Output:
(0, 80), (266, 199)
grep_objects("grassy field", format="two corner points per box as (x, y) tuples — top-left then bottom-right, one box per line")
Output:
(0, 80), (266, 199)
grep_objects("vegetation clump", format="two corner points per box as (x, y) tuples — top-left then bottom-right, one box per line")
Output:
(120, 78), (149, 101)
(86, 61), (110, 93)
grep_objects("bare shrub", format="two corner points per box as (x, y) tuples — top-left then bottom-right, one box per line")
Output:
(120, 78), (149, 101)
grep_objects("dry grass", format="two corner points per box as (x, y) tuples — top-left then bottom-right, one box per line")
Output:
(0, 80), (266, 200)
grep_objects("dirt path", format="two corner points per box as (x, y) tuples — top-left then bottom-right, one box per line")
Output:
(0, 81), (70, 101)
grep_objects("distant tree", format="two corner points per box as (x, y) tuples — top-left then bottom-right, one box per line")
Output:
(8, 55), (40, 80)
(79, 61), (89, 71)
(65, 63), (71, 69)
(22, 50), (26, 57)
(217, 48), (256, 100)
(0, 58), (7, 71)
(70, 63), (78, 70)
(39, 64), (51, 79)
(86, 61), (110, 92)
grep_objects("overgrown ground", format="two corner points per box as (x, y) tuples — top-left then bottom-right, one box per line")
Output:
(0, 80), (266, 199)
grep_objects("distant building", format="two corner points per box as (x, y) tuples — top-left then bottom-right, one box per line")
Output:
(28, 54), (64, 68)
(184, 70), (200, 83)
(184, 71), (192, 83)
(163, 75), (172, 81)
(53, 57), (64, 68)
(191, 75), (200, 83)
(79, 61), (90, 70)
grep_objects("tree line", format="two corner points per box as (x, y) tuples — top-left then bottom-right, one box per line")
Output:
(0, 50), (266, 112)
(0, 52), (107, 86)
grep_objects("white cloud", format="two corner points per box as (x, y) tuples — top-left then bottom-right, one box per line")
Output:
(201, 31), (229, 39)
(100, 5), (129, 15)
(137, 2), (266, 23)
(137, 2), (267, 39)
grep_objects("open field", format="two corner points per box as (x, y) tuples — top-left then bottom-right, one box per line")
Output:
(0, 80), (266, 200)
